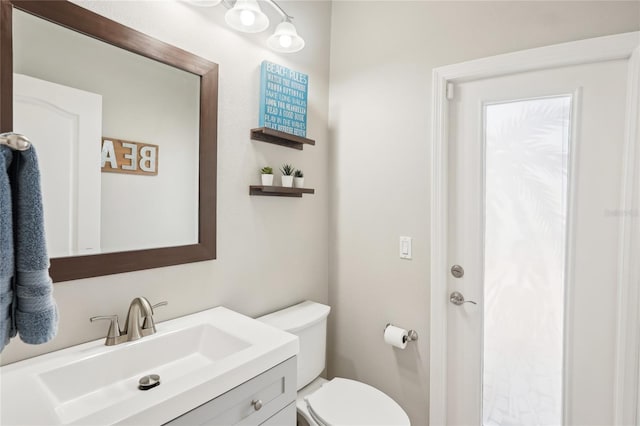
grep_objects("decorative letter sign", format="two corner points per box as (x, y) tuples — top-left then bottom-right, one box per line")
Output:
(101, 138), (158, 176)
(259, 60), (308, 137)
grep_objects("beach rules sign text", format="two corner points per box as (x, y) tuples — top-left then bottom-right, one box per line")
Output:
(259, 61), (308, 137)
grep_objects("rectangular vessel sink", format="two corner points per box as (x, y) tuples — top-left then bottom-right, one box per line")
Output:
(41, 324), (251, 424)
(0, 307), (298, 425)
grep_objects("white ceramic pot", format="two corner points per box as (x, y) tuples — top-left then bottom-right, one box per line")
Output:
(261, 174), (274, 186)
(294, 177), (305, 188)
(281, 175), (294, 188)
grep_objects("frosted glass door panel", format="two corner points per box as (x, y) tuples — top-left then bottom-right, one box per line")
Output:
(482, 97), (571, 426)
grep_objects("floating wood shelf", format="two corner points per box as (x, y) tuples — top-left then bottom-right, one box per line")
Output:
(250, 127), (315, 150)
(250, 186), (315, 198)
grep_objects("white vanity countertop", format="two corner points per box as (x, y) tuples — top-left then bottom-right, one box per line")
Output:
(0, 307), (299, 425)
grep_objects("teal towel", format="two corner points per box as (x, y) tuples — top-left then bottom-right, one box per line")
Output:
(0, 145), (58, 351)
(0, 146), (17, 351)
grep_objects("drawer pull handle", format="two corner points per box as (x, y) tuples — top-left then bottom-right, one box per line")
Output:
(252, 399), (263, 411)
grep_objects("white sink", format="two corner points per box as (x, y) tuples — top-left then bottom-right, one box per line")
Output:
(0, 307), (298, 425)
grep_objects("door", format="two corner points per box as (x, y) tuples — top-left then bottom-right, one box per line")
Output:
(440, 34), (640, 426)
(13, 73), (102, 257)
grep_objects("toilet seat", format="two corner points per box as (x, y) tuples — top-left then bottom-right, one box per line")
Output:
(303, 378), (410, 426)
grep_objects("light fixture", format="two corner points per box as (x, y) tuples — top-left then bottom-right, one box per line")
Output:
(185, 0), (305, 53)
(267, 19), (305, 53)
(224, 0), (269, 33)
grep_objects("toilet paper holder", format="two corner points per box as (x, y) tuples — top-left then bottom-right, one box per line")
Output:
(384, 323), (419, 344)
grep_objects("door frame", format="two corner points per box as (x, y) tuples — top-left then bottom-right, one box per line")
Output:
(429, 32), (640, 426)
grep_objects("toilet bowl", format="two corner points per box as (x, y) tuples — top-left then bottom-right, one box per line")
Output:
(258, 301), (410, 426)
(299, 377), (410, 426)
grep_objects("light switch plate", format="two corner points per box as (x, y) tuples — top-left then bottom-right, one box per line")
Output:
(399, 236), (412, 259)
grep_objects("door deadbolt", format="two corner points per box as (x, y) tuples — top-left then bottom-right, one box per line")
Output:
(451, 264), (464, 278)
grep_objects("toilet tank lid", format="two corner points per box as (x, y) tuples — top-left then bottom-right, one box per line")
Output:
(257, 301), (331, 333)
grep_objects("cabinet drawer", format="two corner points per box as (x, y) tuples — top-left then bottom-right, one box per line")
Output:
(166, 357), (296, 426)
(261, 402), (296, 426)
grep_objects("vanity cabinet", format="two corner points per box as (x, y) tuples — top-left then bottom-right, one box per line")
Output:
(166, 357), (297, 426)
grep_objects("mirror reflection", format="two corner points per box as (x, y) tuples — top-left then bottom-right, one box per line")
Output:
(13, 9), (200, 257)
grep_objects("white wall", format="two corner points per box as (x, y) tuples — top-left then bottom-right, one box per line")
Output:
(1, 0), (332, 365)
(327, 2), (640, 425)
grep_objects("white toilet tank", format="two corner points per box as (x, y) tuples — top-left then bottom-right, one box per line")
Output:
(258, 301), (331, 390)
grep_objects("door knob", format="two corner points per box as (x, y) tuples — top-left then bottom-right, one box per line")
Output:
(450, 291), (477, 306)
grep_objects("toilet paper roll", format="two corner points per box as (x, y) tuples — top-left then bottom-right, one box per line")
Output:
(384, 325), (408, 349)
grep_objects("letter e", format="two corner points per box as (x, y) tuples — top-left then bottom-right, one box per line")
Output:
(121, 142), (137, 170)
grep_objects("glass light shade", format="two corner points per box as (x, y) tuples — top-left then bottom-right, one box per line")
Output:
(267, 21), (305, 53)
(225, 0), (269, 33)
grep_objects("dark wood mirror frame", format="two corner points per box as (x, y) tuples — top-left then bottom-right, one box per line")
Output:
(0, 0), (218, 282)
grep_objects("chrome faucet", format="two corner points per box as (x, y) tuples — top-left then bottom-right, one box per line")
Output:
(90, 297), (167, 346)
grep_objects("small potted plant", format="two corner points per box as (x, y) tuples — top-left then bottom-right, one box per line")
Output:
(294, 169), (304, 188)
(280, 164), (295, 187)
(260, 166), (274, 186)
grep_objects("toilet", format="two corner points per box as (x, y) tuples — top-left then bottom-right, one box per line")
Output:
(258, 301), (411, 426)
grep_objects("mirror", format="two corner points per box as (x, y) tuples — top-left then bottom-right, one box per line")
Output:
(14, 9), (201, 257)
(0, 1), (218, 282)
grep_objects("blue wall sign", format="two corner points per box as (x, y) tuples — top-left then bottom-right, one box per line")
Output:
(259, 61), (308, 137)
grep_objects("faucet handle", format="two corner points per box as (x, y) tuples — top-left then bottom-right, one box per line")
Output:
(90, 315), (121, 339)
(142, 301), (168, 331)
(151, 301), (168, 313)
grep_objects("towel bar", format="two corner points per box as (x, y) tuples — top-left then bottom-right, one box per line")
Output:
(0, 133), (31, 151)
